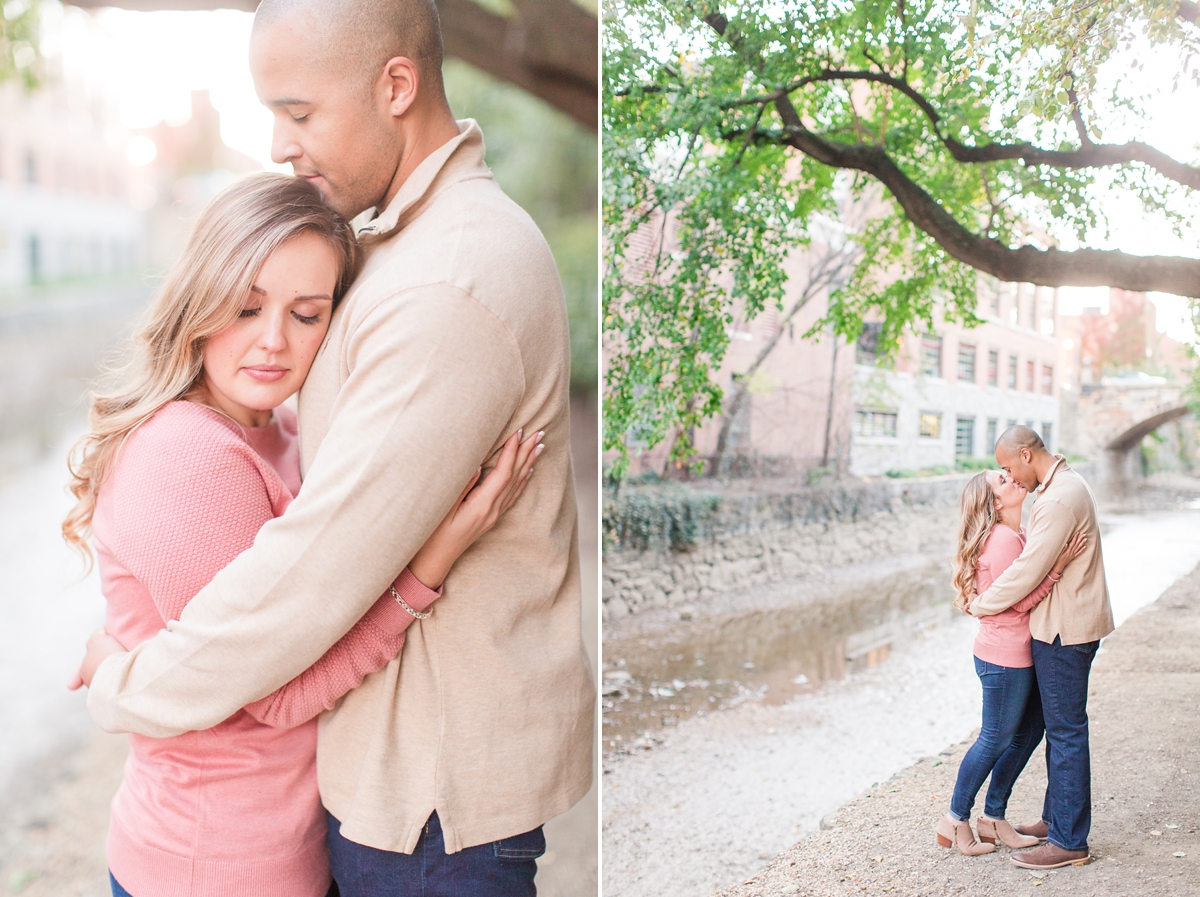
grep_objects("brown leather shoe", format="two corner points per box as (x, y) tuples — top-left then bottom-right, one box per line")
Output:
(1014, 819), (1049, 841)
(1010, 842), (1090, 869)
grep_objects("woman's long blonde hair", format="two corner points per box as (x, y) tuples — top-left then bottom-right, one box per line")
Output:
(951, 471), (998, 612)
(63, 174), (360, 565)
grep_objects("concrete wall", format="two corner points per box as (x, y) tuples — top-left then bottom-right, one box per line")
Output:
(602, 474), (972, 620)
(0, 282), (149, 470)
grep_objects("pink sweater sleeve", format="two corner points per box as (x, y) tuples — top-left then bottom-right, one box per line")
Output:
(243, 569), (438, 728)
(1010, 572), (1058, 613)
(975, 527), (1057, 616)
(110, 419), (439, 730)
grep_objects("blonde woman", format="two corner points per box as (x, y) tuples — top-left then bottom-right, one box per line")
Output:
(65, 174), (542, 897)
(935, 470), (1087, 856)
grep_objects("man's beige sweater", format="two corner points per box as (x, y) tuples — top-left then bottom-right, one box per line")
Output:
(970, 455), (1114, 646)
(89, 121), (595, 855)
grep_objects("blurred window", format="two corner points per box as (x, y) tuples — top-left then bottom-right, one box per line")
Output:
(854, 409), (898, 437)
(955, 417), (975, 457)
(919, 412), (942, 439)
(958, 343), (976, 382)
(921, 335), (942, 377)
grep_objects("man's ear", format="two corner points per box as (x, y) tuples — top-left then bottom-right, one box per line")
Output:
(380, 56), (420, 117)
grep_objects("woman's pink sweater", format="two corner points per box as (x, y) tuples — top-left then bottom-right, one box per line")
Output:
(973, 524), (1058, 668)
(92, 401), (439, 897)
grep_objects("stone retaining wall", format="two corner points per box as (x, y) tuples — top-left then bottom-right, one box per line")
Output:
(602, 475), (974, 619)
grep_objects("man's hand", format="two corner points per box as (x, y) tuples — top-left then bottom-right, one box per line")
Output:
(68, 629), (126, 690)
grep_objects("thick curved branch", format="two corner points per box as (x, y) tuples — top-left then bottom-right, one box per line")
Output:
(767, 94), (1200, 297)
(1181, 0), (1199, 26)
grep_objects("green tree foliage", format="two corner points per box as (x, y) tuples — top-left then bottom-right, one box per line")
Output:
(445, 58), (598, 389)
(603, 0), (1200, 476)
(1, 0), (39, 88)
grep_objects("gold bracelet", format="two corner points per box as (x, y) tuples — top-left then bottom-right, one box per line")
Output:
(390, 585), (432, 619)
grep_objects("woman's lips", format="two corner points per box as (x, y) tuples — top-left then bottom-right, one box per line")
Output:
(243, 365), (288, 383)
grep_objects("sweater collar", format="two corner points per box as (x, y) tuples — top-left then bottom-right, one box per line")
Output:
(355, 119), (490, 244)
(1038, 454), (1068, 493)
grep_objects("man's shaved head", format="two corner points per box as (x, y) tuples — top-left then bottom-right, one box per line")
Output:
(249, 0), (459, 218)
(254, 0), (445, 94)
(995, 425), (1044, 456)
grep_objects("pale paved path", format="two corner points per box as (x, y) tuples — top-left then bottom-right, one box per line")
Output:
(720, 561), (1200, 897)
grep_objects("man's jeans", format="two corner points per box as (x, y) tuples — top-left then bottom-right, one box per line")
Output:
(949, 657), (1036, 821)
(1031, 635), (1099, 851)
(328, 811), (544, 897)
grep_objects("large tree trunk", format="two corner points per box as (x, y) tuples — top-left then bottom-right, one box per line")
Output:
(61, 0), (597, 130)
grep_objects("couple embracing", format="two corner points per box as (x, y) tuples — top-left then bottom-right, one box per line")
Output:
(938, 426), (1114, 870)
(64, 0), (594, 895)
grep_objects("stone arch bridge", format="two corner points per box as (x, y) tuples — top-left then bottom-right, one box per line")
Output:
(1067, 378), (1191, 486)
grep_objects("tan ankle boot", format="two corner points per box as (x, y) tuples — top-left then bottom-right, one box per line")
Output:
(936, 814), (996, 856)
(977, 816), (1039, 848)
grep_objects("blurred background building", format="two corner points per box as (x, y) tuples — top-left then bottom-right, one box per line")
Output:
(619, 245), (1195, 483)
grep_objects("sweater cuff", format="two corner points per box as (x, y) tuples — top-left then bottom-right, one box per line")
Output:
(361, 568), (443, 635)
(1048, 571), (1061, 581)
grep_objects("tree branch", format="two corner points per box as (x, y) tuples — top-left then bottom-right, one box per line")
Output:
(1065, 76), (1093, 148)
(1181, 0), (1199, 26)
(699, 7), (1200, 296)
(771, 68), (1200, 189)
(767, 93), (1200, 296)
(60, 0), (597, 130)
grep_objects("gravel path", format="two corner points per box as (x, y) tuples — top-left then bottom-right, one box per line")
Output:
(719, 560), (1200, 897)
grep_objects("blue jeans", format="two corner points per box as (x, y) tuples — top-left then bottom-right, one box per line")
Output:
(112, 870), (340, 897)
(109, 872), (132, 897)
(328, 811), (543, 897)
(1032, 635), (1099, 851)
(950, 657), (1036, 821)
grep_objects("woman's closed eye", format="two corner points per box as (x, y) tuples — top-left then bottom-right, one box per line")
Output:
(292, 310), (322, 325)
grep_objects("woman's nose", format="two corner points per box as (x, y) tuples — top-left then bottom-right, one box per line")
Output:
(257, 313), (288, 353)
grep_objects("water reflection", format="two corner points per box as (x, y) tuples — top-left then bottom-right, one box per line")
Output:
(602, 560), (953, 755)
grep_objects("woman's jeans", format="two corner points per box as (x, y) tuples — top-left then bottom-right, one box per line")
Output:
(949, 656), (1042, 821)
(109, 872), (133, 897)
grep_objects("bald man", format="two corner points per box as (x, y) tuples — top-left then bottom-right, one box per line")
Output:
(969, 426), (1113, 871)
(85, 1), (594, 894)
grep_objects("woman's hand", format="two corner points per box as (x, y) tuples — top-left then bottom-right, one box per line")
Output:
(67, 628), (126, 690)
(1051, 532), (1088, 576)
(407, 428), (544, 589)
